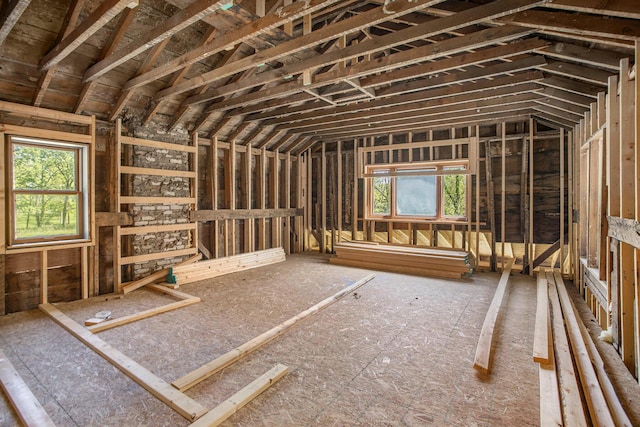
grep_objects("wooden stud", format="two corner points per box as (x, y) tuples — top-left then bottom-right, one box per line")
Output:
(270, 149), (280, 248)
(619, 58), (636, 373)
(321, 144), (326, 253)
(337, 141), (342, 245)
(560, 128), (565, 273)
(635, 40), (640, 382)
(501, 123), (506, 270)
(529, 118), (534, 275)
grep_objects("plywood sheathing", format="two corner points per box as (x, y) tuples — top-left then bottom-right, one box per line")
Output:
(0, 253), (547, 426)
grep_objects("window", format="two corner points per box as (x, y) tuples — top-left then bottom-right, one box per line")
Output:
(8, 136), (89, 245)
(366, 163), (467, 220)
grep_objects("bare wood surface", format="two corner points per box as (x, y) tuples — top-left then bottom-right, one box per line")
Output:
(532, 273), (550, 363)
(120, 253), (201, 294)
(473, 258), (515, 374)
(39, 303), (208, 421)
(190, 364), (289, 427)
(172, 273), (376, 391)
(0, 349), (56, 427)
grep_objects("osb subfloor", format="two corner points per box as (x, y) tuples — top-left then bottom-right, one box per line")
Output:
(0, 253), (637, 426)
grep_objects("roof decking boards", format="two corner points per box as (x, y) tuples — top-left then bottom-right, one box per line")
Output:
(0, 0), (636, 148)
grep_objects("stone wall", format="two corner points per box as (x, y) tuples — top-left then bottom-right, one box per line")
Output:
(126, 136), (194, 279)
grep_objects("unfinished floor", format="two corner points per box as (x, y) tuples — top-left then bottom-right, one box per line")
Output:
(0, 253), (637, 426)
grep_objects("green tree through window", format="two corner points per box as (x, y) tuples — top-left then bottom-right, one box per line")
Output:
(10, 137), (84, 242)
(443, 174), (466, 217)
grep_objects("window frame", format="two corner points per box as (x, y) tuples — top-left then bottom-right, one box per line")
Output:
(365, 161), (468, 222)
(7, 135), (89, 246)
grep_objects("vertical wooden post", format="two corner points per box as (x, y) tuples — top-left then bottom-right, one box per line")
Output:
(283, 0), (292, 35)
(211, 137), (219, 258)
(284, 152), (291, 254)
(485, 140), (496, 271)
(40, 250), (48, 304)
(297, 153), (306, 252)
(337, 141), (342, 245)
(567, 130), (574, 279)
(244, 143), (253, 252)
(560, 128), (565, 273)
(259, 147), (267, 250)
(81, 246), (88, 299)
(606, 76), (621, 322)
(475, 126), (480, 268)
(619, 57), (636, 373)
(501, 123), (506, 271)
(634, 41), (640, 381)
(0, 133), (5, 313)
(353, 139), (359, 241)
(321, 144), (326, 253)
(229, 139), (236, 255)
(192, 133), (199, 258)
(271, 149), (280, 248)
(306, 148), (312, 249)
(114, 119), (122, 291)
(529, 118), (534, 276)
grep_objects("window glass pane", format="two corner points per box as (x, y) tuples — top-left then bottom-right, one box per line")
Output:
(443, 174), (466, 217)
(13, 144), (77, 191)
(14, 194), (79, 239)
(372, 175), (391, 215)
(396, 175), (436, 216)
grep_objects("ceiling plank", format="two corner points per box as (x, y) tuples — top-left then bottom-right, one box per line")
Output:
(539, 42), (624, 72)
(40, 0), (139, 70)
(500, 9), (640, 41)
(538, 76), (601, 98)
(0, 0), (31, 46)
(193, 25), (536, 111)
(539, 87), (592, 108)
(545, 0), (640, 20)
(147, 0), (447, 98)
(162, 0), (546, 102)
(83, 0), (232, 82)
(75, 6), (138, 113)
(539, 60), (611, 86)
(122, 0), (352, 91)
(275, 83), (541, 132)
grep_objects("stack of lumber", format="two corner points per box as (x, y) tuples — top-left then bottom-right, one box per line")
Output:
(169, 248), (286, 285)
(330, 241), (473, 279)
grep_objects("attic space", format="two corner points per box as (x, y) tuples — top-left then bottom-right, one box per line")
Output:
(1, 0), (640, 425)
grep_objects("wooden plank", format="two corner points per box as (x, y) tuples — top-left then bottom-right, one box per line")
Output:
(0, 349), (55, 427)
(553, 272), (615, 426)
(119, 223), (197, 236)
(95, 212), (133, 227)
(121, 136), (197, 153)
(533, 273), (550, 363)
(0, 0), (31, 47)
(0, 124), (91, 144)
(0, 101), (93, 125)
(39, 303), (207, 420)
(537, 292), (562, 427)
(120, 247), (198, 265)
(171, 248), (285, 284)
(547, 271), (587, 426)
(120, 165), (196, 178)
(191, 208), (302, 221)
(329, 257), (469, 278)
(119, 254), (202, 294)
(120, 196), (196, 204)
(40, 0), (138, 70)
(88, 296), (200, 333)
(473, 257), (515, 374)
(83, 0), (231, 82)
(173, 274), (376, 391)
(190, 364), (288, 427)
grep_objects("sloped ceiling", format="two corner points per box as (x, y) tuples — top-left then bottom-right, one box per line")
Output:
(0, 0), (637, 152)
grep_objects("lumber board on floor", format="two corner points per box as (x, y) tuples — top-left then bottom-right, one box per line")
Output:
(87, 295), (200, 333)
(473, 257), (515, 374)
(170, 248), (286, 285)
(190, 364), (289, 427)
(0, 350), (55, 427)
(533, 273), (551, 363)
(553, 272), (616, 426)
(39, 303), (208, 421)
(331, 241), (472, 279)
(173, 274), (376, 392)
(547, 272), (588, 426)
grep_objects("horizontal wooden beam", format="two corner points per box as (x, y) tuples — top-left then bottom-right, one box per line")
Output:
(607, 216), (640, 249)
(95, 212), (133, 227)
(0, 0), (31, 47)
(190, 208), (302, 221)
